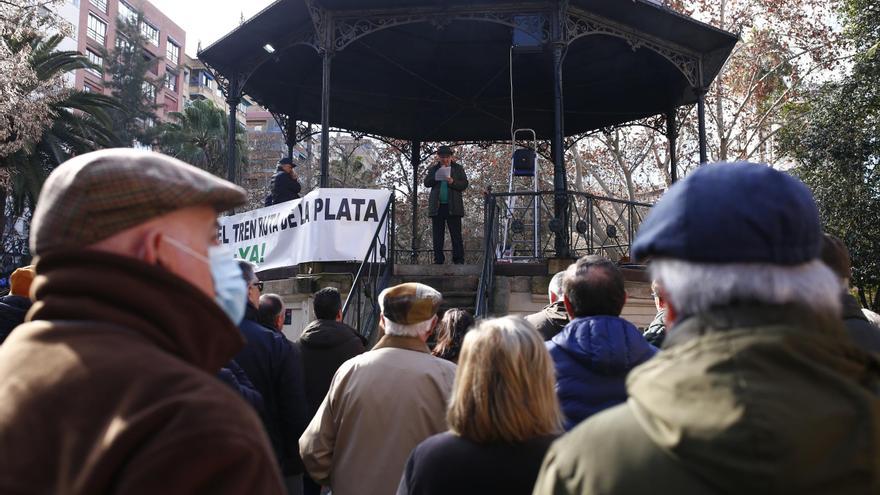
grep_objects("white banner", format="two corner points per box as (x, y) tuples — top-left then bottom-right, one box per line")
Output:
(219, 188), (392, 270)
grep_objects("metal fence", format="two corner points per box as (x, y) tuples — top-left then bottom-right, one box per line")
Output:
(489, 190), (652, 263)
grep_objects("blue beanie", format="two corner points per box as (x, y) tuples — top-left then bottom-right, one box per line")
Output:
(631, 162), (821, 265)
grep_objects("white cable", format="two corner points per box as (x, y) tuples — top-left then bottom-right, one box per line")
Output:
(509, 45), (515, 144)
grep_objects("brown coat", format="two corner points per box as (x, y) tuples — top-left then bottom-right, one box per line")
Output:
(299, 334), (456, 495)
(0, 251), (283, 494)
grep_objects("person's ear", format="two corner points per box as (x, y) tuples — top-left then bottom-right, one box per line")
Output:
(563, 295), (576, 319)
(140, 227), (164, 266)
(663, 291), (677, 327)
(336, 309), (343, 322)
(275, 313), (284, 330)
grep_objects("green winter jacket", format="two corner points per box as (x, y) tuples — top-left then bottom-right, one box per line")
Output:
(424, 162), (469, 217)
(533, 304), (880, 495)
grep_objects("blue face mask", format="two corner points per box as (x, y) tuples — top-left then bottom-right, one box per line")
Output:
(163, 238), (247, 325)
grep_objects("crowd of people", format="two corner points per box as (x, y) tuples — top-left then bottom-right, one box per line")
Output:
(0, 148), (878, 494)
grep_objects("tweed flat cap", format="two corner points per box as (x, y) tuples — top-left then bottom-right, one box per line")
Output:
(631, 162), (821, 265)
(31, 148), (246, 256)
(379, 283), (442, 325)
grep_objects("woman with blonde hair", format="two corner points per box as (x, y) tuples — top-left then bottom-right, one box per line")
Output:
(398, 316), (562, 495)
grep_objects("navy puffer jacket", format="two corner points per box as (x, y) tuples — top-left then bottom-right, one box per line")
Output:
(547, 316), (656, 430)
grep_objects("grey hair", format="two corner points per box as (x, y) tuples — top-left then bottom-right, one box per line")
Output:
(650, 259), (841, 318)
(383, 317), (436, 338)
(548, 271), (566, 299)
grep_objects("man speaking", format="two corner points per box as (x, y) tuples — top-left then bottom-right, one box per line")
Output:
(423, 145), (469, 265)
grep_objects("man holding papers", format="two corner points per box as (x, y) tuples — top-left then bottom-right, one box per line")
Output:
(423, 145), (469, 264)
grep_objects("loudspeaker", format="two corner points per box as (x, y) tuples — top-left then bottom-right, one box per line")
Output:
(512, 147), (536, 177)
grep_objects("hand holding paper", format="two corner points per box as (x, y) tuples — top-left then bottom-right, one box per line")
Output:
(434, 166), (451, 181)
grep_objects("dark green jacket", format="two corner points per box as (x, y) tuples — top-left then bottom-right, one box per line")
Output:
(424, 162), (468, 217)
(533, 304), (880, 495)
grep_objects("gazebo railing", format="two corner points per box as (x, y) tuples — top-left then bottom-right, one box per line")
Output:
(490, 190), (653, 263)
(341, 193), (395, 342)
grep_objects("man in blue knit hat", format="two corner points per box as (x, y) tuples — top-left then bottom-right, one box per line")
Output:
(533, 162), (880, 495)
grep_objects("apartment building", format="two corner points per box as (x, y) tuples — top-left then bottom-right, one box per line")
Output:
(185, 54), (247, 125)
(74, 0), (186, 122)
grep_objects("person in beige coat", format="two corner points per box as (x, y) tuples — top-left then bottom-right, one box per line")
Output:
(299, 283), (456, 495)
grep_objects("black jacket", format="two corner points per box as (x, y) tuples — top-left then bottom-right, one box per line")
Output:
(270, 170), (301, 204)
(525, 301), (569, 340)
(298, 319), (366, 417)
(0, 295), (31, 344)
(218, 360), (265, 414)
(234, 304), (309, 475)
(423, 162), (468, 217)
(841, 292), (880, 353)
(398, 432), (557, 495)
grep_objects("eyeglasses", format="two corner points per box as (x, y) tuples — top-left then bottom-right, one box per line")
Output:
(251, 282), (264, 292)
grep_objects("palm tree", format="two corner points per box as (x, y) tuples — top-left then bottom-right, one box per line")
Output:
(1, 34), (120, 232)
(158, 99), (247, 178)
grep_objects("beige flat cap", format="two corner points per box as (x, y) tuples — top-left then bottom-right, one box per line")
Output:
(31, 148), (246, 256)
(379, 283), (442, 325)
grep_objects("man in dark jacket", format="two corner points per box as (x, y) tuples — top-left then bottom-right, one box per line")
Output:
(259, 293), (286, 332)
(526, 271), (569, 340)
(269, 157), (302, 205)
(0, 265), (35, 344)
(298, 287), (367, 417)
(423, 146), (469, 264)
(546, 255), (656, 430)
(234, 261), (309, 495)
(820, 233), (880, 353)
(297, 287), (366, 495)
(534, 163), (880, 495)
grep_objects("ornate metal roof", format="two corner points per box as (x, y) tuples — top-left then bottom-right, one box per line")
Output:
(199, 0), (737, 141)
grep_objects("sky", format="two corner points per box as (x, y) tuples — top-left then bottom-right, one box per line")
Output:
(147, 0), (275, 57)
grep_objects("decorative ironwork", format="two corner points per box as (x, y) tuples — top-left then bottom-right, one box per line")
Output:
(566, 8), (700, 87)
(332, 9), (551, 52)
(304, 0), (330, 50)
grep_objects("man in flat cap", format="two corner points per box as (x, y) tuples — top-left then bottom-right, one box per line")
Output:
(268, 156), (302, 205)
(0, 149), (284, 494)
(424, 146), (469, 264)
(533, 163), (880, 495)
(299, 282), (456, 495)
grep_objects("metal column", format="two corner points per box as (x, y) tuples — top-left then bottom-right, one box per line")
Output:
(319, 50), (332, 188)
(666, 109), (678, 183)
(285, 113), (296, 161)
(410, 140), (421, 263)
(697, 89), (708, 165)
(225, 73), (241, 184)
(551, 6), (569, 258)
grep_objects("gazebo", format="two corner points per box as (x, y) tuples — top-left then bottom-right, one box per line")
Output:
(199, 0), (737, 257)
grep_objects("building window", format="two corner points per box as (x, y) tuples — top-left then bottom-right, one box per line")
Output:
(140, 21), (159, 46)
(199, 72), (209, 87)
(118, 1), (137, 24)
(89, 0), (107, 14)
(142, 82), (156, 102)
(87, 14), (106, 45)
(86, 50), (103, 76)
(164, 71), (178, 92)
(166, 40), (180, 66)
